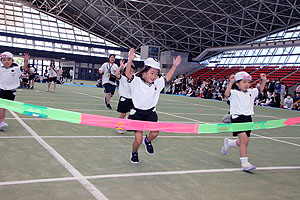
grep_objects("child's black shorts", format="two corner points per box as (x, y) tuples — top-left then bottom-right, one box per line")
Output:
(117, 96), (134, 113)
(0, 89), (16, 101)
(231, 115), (252, 137)
(128, 107), (158, 122)
(103, 83), (116, 95)
(49, 77), (57, 82)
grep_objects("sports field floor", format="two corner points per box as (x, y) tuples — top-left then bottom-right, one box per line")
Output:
(0, 81), (299, 200)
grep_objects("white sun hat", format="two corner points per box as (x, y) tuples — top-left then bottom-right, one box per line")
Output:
(235, 71), (252, 81)
(0, 51), (14, 59)
(144, 58), (160, 70)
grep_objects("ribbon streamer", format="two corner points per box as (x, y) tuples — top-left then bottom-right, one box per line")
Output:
(1, 98), (299, 134)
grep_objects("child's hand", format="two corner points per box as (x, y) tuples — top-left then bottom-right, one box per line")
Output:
(260, 73), (267, 81)
(23, 53), (30, 61)
(120, 59), (125, 68)
(128, 48), (135, 61)
(173, 55), (182, 67)
(229, 74), (235, 83)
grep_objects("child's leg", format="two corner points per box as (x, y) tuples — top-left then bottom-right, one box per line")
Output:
(119, 113), (126, 119)
(53, 81), (56, 91)
(132, 131), (143, 152)
(0, 108), (6, 122)
(147, 131), (159, 141)
(48, 81), (51, 90)
(236, 132), (249, 157)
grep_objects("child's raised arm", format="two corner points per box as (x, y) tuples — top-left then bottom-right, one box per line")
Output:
(165, 55), (182, 82)
(259, 73), (267, 94)
(22, 53), (30, 70)
(224, 74), (235, 97)
(125, 48), (135, 79)
(115, 59), (125, 79)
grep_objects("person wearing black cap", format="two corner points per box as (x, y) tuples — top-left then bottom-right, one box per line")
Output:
(99, 54), (118, 109)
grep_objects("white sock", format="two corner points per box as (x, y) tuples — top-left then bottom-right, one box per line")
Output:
(228, 139), (238, 147)
(240, 157), (248, 165)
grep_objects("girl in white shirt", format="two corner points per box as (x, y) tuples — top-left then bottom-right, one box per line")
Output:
(115, 60), (135, 134)
(125, 48), (182, 164)
(222, 71), (267, 171)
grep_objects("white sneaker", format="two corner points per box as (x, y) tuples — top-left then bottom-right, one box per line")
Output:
(116, 128), (124, 134)
(242, 162), (256, 171)
(0, 121), (8, 131)
(221, 138), (230, 155)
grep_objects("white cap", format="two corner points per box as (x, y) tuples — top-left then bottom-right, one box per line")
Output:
(235, 71), (252, 81)
(144, 58), (160, 70)
(0, 51), (14, 59)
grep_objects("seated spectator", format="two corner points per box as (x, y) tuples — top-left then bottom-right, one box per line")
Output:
(293, 92), (300, 110)
(283, 94), (293, 109)
(269, 93), (281, 107)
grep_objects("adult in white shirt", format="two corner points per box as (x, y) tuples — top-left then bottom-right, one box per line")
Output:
(99, 54), (118, 109)
(47, 60), (57, 92)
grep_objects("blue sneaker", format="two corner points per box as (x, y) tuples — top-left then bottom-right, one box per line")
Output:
(0, 121), (8, 131)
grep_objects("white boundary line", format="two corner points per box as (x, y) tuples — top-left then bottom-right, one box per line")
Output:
(9, 111), (108, 200)
(0, 166), (299, 187)
(252, 133), (300, 147)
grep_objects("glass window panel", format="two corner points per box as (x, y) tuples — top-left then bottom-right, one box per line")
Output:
(15, 22), (24, 27)
(7, 26), (16, 31)
(35, 41), (44, 46)
(27, 40), (33, 44)
(76, 35), (83, 40)
(66, 29), (74, 34)
(284, 32), (293, 38)
(276, 48), (284, 54)
(6, 10), (13, 15)
(14, 11), (22, 16)
(6, 15), (14, 20)
(48, 16), (56, 21)
(229, 57), (238, 64)
(23, 13), (31, 18)
(49, 22), (57, 27)
(0, 21), (5, 28)
(59, 28), (66, 33)
(34, 30), (42, 35)
(16, 27), (24, 32)
(15, 16), (23, 21)
(6, 21), (14, 26)
(42, 26), (50, 31)
(278, 56), (288, 63)
(32, 19), (40, 24)
(33, 24), (41, 29)
(260, 49), (269, 55)
(243, 57), (251, 64)
(271, 56), (280, 63)
(51, 32), (59, 37)
(32, 14), (40, 19)
(264, 56), (272, 63)
(256, 56), (265, 63)
(41, 20), (49, 25)
(62, 44), (70, 49)
(292, 47), (300, 54)
(43, 31), (51, 36)
(60, 33), (67, 38)
(14, 7), (22, 11)
(287, 55), (299, 63)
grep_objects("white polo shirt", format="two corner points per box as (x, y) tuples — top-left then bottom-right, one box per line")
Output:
(118, 75), (131, 99)
(0, 65), (23, 90)
(100, 62), (118, 86)
(228, 88), (259, 119)
(128, 75), (165, 110)
(49, 67), (57, 77)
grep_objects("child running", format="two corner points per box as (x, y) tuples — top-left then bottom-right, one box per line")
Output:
(222, 71), (267, 171)
(115, 58), (136, 134)
(125, 48), (182, 164)
(0, 51), (30, 131)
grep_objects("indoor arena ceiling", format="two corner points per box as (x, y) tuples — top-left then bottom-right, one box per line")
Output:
(19, 0), (300, 61)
